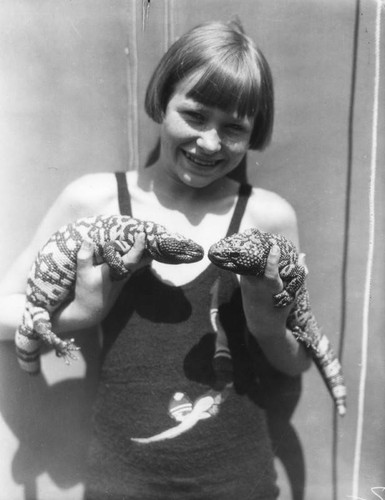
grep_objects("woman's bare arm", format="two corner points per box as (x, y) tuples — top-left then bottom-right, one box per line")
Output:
(0, 174), (145, 340)
(239, 188), (312, 376)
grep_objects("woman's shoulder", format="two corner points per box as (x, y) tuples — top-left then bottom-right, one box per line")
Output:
(58, 172), (124, 217)
(62, 172), (117, 199)
(241, 185), (299, 243)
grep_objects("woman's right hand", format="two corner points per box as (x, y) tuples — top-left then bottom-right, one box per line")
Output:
(52, 232), (149, 332)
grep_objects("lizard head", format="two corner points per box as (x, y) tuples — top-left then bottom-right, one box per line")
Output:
(145, 225), (204, 264)
(208, 229), (269, 276)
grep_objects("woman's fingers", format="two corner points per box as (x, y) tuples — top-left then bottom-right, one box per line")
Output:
(121, 232), (153, 272)
(122, 232), (146, 267)
(264, 245), (283, 294)
(76, 233), (149, 287)
(298, 252), (308, 276)
(77, 239), (95, 272)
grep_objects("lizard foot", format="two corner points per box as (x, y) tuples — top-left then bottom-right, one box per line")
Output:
(55, 339), (80, 365)
(291, 327), (314, 349)
(273, 290), (295, 308)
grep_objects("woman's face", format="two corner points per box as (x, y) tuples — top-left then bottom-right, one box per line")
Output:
(159, 74), (254, 189)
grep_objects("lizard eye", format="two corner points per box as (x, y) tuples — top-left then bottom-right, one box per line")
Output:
(229, 250), (240, 258)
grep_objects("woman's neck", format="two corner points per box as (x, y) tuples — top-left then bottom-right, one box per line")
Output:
(129, 166), (242, 286)
(139, 162), (237, 218)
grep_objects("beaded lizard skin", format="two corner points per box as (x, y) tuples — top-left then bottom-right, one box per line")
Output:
(208, 228), (347, 416)
(16, 215), (204, 375)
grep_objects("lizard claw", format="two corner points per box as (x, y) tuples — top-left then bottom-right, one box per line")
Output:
(55, 338), (80, 364)
(291, 327), (313, 348)
(273, 290), (294, 308)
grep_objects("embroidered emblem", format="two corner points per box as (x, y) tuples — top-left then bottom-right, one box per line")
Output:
(131, 388), (230, 444)
(168, 392), (193, 422)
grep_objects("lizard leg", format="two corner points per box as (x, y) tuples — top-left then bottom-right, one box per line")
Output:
(32, 307), (79, 365)
(273, 265), (306, 308)
(103, 241), (133, 280)
(291, 325), (316, 349)
(15, 302), (42, 375)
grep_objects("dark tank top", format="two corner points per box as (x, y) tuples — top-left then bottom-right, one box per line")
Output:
(85, 172), (279, 500)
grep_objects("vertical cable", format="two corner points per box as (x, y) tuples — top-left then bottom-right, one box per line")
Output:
(142, 0), (150, 31)
(131, 0), (139, 170)
(169, 0), (175, 46)
(125, 2), (134, 171)
(164, 0), (170, 52)
(351, 0), (383, 497)
(126, 0), (139, 171)
(164, 0), (175, 51)
(339, 0), (360, 373)
(333, 1), (361, 499)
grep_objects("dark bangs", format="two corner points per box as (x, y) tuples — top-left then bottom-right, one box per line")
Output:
(145, 20), (274, 150)
(186, 55), (261, 119)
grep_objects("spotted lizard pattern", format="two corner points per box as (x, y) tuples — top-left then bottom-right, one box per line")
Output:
(16, 215), (204, 375)
(208, 228), (347, 417)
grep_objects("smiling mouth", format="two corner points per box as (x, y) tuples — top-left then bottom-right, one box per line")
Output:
(183, 151), (221, 167)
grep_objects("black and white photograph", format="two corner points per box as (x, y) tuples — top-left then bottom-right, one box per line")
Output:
(0, 1), (384, 499)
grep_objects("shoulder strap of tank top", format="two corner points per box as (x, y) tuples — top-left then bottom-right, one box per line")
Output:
(115, 171), (132, 216)
(226, 183), (252, 236)
(115, 172), (251, 231)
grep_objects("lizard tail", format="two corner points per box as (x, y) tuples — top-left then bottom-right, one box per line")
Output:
(15, 327), (41, 375)
(15, 302), (41, 374)
(293, 326), (347, 416)
(311, 333), (347, 417)
(15, 304), (80, 375)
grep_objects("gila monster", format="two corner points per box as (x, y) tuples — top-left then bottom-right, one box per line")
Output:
(208, 228), (347, 417)
(16, 215), (204, 375)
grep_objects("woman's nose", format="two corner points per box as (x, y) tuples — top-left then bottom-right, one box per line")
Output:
(196, 128), (221, 153)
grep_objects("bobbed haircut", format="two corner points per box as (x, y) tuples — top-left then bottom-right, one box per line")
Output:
(145, 20), (274, 151)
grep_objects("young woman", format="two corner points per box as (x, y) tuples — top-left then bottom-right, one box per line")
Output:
(0, 20), (310, 499)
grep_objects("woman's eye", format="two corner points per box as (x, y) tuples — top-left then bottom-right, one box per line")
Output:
(225, 123), (244, 133)
(184, 111), (205, 123)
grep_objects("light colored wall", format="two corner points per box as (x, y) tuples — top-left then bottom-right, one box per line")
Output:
(0, 1), (384, 499)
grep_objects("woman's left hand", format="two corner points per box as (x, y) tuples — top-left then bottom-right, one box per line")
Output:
(239, 246), (311, 375)
(240, 245), (291, 335)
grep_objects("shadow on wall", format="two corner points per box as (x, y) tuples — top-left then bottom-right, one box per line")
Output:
(0, 151), (304, 500)
(0, 326), (305, 500)
(245, 333), (305, 500)
(0, 331), (100, 500)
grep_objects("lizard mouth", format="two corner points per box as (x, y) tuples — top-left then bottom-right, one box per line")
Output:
(208, 250), (234, 268)
(155, 238), (204, 264)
